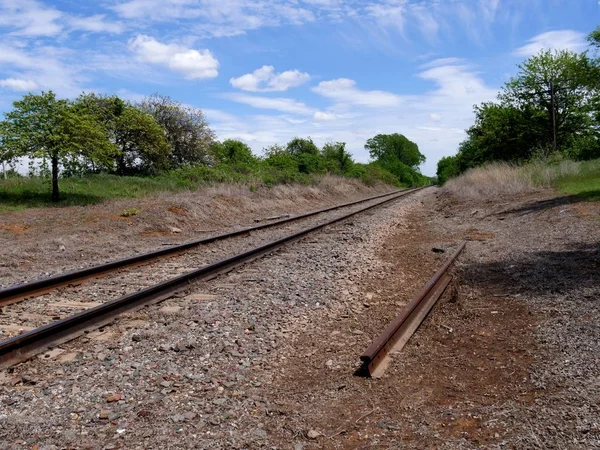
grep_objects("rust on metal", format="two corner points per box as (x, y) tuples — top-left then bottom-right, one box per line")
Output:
(360, 241), (466, 378)
(0, 187), (427, 369)
(0, 189), (406, 306)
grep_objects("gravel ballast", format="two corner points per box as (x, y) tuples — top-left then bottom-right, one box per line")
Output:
(0, 186), (598, 449)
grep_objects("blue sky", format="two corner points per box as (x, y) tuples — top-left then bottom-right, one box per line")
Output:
(0, 1), (598, 175)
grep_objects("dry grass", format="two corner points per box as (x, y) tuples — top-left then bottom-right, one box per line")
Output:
(142, 174), (390, 231)
(443, 162), (535, 200)
(443, 160), (584, 201)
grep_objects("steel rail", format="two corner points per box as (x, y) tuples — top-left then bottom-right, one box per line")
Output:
(0, 189), (406, 306)
(360, 241), (466, 378)
(0, 186), (427, 369)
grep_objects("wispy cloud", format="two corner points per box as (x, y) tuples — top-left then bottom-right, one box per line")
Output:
(223, 93), (315, 115)
(0, 78), (38, 91)
(0, 0), (125, 37)
(0, 0), (63, 36)
(110, 0), (317, 37)
(313, 78), (403, 108)
(0, 43), (89, 96)
(514, 30), (588, 57)
(66, 14), (125, 34)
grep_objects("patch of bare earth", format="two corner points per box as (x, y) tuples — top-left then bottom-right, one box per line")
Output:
(251, 188), (600, 449)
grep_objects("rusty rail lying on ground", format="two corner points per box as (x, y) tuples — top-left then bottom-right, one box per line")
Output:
(0, 187), (427, 370)
(360, 241), (466, 378)
(0, 189), (406, 307)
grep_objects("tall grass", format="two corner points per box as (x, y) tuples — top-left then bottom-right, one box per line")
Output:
(443, 158), (599, 201)
(0, 161), (408, 212)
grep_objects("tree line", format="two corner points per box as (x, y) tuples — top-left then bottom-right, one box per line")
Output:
(437, 26), (600, 184)
(0, 91), (428, 201)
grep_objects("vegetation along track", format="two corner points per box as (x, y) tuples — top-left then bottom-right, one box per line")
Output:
(0, 187), (426, 369)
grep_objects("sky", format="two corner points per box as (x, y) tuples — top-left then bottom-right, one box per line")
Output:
(0, 1), (598, 175)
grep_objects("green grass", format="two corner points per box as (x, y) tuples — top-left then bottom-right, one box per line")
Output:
(552, 159), (600, 202)
(0, 173), (192, 212)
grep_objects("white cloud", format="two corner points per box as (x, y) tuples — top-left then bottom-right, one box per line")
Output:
(0, 0), (63, 36)
(111, 0), (317, 37)
(420, 58), (464, 69)
(0, 43), (88, 97)
(128, 35), (219, 79)
(223, 93), (314, 115)
(313, 78), (402, 108)
(429, 113), (442, 121)
(230, 66), (310, 92)
(0, 78), (38, 91)
(313, 111), (338, 121)
(514, 30), (588, 57)
(66, 14), (125, 34)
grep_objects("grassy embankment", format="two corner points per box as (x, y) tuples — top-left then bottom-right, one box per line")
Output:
(0, 163), (411, 212)
(443, 158), (600, 202)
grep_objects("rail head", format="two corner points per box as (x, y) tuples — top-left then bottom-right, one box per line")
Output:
(360, 241), (466, 376)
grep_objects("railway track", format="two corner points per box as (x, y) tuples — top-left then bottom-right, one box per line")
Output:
(0, 190), (410, 338)
(0, 187), (426, 369)
(0, 189), (405, 306)
(360, 241), (466, 377)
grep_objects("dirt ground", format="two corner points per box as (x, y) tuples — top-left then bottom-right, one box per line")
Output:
(261, 188), (600, 449)
(0, 185), (599, 449)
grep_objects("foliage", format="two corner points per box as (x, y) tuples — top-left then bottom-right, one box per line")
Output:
(212, 139), (257, 164)
(363, 133), (428, 185)
(321, 142), (354, 174)
(436, 156), (460, 184)
(500, 50), (597, 150)
(138, 94), (215, 168)
(553, 158), (600, 201)
(285, 137), (319, 156)
(365, 133), (425, 169)
(121, 207), (139, 217)
(0, 91), (115, 201)
(1, 88), (432, 207)
(75, 93), (171, 175)
(113, 107), (171, 175)
(439, 33), (600, 183)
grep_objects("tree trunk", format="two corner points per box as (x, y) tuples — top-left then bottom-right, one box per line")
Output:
(51, 154), (60, 202)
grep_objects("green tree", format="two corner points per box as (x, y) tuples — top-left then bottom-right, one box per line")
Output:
(500, 49), (596, 153)
(365, 133), (425, 169)
(321, 142), (354, 174)
(436, 155), (460, 184)
(459, 102), (548, 168)
(0, 91), (115, 201)
(138, 94), (215, 168)
(588, 26), (600, 50)
(212, 139), (257, 164)
(75, 93), (171, 175)
(114, 108), (171, 175)
(285, 137), (319, 156)
(364, 133), (426, 185)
